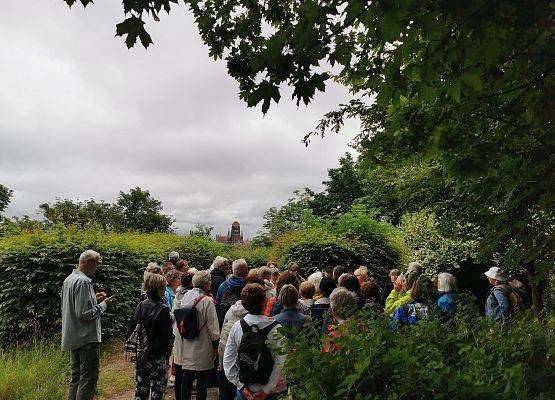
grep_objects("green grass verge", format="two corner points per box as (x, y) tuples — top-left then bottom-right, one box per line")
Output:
(0, 339), (69, 400)
(0, 338), (135, 400)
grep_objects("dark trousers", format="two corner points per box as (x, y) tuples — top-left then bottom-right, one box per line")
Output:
(135, 356), (169, 400)
(175, 365), (210, 400)
(68, 342), (100, 400)
(218, 369), (236, 400)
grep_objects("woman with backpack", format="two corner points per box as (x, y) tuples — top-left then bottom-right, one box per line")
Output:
(223, 283), (286, 400)
(126, 272), (173, 400)
(173, 270), (220, 400)
(390, 277), (436, 332)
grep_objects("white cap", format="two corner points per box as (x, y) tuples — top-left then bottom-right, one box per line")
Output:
(484, 267), (507, 282)
(168, 251), (179, 260)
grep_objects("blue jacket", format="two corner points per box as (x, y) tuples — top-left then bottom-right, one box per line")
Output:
(165, 286), (175, 308)
(390, 300), (430, 332)
(275, 308), (306, 339)
(437, 292), (459, 320)
(215, 275), (245, 308)
(485, 284), (511, 324)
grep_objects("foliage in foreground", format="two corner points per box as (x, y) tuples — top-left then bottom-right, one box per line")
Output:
(0, 228), (268, 344)
(286, 309), (554, 400)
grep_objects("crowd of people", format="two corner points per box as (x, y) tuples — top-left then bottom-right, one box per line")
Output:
(61, 250), (526, 400)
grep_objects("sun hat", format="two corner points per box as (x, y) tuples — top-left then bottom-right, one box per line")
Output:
(484, 267), (507, 282)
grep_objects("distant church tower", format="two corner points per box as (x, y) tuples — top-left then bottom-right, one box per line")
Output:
(216, 221), (245, 245)
(230, 221), (243, 244)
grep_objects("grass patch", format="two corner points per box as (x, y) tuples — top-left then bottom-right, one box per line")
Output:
(0, 338), (69, 400)
(0, 338), (135, 400)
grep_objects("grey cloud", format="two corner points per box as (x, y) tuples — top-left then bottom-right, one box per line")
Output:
(0, 0), (359, 238)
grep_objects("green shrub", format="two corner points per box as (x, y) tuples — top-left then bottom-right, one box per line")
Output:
(278, 207), (406, 276)
(286, 309), (554, 399)
(222, 245), (272, 266)
(0, 227), (235, 344)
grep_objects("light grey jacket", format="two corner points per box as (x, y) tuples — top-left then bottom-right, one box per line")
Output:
(61, 269), (107, 351)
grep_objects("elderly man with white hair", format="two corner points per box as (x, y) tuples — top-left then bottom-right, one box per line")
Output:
(215, 259), (248, 326)
(62, 250), (116, 400)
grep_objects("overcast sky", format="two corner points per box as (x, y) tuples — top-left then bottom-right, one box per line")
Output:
(0, 0), (358, 238)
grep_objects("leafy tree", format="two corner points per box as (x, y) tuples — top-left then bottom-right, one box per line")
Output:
(115, 187), (174, 233)
(262, 190), (316, 240)
(39, 199), (120, 230)
(310, 153), (365, 217)
(0, 184), (12, 214)
(189, 223), (214, 238)
(38, 187), (173, 233)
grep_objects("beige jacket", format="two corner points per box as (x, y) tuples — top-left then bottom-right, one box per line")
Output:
(172, 288), (220, 371)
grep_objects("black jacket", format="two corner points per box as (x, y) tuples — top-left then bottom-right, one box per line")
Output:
(126, 292), (173, 358)
(210, 269), (227, 296)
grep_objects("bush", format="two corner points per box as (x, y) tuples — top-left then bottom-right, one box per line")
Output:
(286, 308), (554, 399)
(222, 244), (272, 266)
(276, 207), (406, 277)
(0, 227), (234, 344)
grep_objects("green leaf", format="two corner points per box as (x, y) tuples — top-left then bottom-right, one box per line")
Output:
(461, 73), (482, 92)
(115, 16), (152, 49)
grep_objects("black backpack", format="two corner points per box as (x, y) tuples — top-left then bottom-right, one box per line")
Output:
(238, 319), (279, 385)
(174, 295), (206, 340)
(218, 285), (243, 325)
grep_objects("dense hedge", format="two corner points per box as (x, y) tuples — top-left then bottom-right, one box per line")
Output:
(277, 208), (407, 277)
(0, 228), (267, 345)
(286, 307), (554, 399)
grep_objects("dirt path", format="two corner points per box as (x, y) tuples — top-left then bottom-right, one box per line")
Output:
(97, 340), (218, 399)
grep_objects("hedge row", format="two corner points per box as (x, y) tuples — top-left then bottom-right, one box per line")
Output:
(0, 228), (269, 344)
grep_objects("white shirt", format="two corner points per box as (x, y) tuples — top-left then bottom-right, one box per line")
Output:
(223, 314), (286, 394)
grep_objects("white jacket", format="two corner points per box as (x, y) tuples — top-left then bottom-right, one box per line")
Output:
(172, 288), (220, 370)
(218, 300), (248, 358)
(223, 314), (285, 395)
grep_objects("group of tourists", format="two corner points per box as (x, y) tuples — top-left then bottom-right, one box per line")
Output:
(61, 250), (526, 400)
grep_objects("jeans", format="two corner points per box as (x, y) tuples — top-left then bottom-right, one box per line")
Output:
(68, 342), (100, 400)
(135, 356), (169, 400)
(175, 365), (210, 400)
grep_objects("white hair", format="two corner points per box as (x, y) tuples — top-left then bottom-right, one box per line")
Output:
(330, 287), (357, 319)
(389, 269), (400, 277)
(232, 258), (248, 275)
(307, 271), (323, 292)
(168, 251), (179, 260)
(79, 250), (100, 264)
(188, 267), (199, 275)
(212, 256), (229, 269)
(192, 270), (211, 288)
(437, 272), (458, 293)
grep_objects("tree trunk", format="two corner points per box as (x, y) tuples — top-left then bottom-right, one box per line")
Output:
(526, 262), (544, 314)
